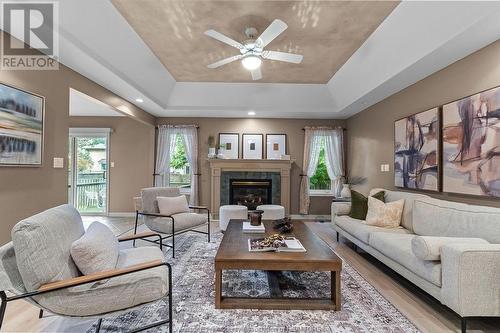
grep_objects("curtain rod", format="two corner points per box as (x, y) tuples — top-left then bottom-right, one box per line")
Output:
(302, 127), (347, 131)
(156, 124), (199, 129)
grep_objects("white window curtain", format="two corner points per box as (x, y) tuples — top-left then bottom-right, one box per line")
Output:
(299, 127), (322, 214)
(299, 127), (345, 214)
(178, 126), (199, 205)
(322, 127), (345, 197)
(154, 126), (176, 187)
(155, 125), (199, 205)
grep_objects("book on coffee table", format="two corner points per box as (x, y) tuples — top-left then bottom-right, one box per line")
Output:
(248, 237), (306, 252)
(242, 221), (265, 233)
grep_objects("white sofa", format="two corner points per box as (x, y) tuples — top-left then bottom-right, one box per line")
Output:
(331, 188), (500, 331)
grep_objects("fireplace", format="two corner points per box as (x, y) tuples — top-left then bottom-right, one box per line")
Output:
(229, 179), (272, 210)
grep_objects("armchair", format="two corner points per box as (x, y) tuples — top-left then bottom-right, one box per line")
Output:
(0, 205), (172, 333)
(135, 187), (210, 257)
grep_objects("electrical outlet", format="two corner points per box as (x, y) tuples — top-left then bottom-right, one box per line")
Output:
(53, 157), (64, 168)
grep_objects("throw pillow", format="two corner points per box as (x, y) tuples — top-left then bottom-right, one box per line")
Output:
(157, 195), (189, 216)
(364, 197), (405, 228)
(349, 190), (385, 220)
(70, 222), (118, 275)
(411, 236), (489, 261)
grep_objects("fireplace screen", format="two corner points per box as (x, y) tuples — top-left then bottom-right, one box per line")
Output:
(229, 179), (272, 210)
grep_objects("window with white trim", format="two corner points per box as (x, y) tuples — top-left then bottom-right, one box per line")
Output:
(168, 133), (191, 193)
(309, 137), (334, 195)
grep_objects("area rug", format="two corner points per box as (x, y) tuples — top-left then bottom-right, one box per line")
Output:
(88, 232), (420, 333)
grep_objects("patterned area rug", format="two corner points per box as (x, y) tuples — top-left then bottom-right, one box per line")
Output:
(88, 232), (419, 333)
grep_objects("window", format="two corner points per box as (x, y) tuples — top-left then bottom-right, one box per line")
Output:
(309, 137), (333, 195)
(169, 133), (191, 192)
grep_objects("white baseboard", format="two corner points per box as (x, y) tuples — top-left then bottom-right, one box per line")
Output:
(108, 212), (136, 217)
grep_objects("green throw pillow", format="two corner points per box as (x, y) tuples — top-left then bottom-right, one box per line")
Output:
(349, 190), (385, 220)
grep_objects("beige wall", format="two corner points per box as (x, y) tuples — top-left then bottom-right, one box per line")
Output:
(69, 117), (155, 213)
(347, 40), (500, 207)
(0, 32), (153, 245)
(157, 117), (346, 215)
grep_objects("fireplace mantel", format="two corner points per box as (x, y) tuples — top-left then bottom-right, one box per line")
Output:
(208, 159), (295, 217)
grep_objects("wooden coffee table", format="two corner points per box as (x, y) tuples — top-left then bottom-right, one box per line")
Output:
(214, 219), (342, 310)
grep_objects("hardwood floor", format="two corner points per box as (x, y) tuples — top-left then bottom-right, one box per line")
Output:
(2, 217), (499, 332)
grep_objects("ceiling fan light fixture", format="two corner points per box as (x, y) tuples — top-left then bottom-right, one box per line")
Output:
(241, 55), (261, 71)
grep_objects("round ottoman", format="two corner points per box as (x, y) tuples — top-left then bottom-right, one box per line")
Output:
(256, 204), (285, 220)
(219, 205), (248, 232)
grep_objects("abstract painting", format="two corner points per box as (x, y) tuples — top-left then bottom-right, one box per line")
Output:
(0, 83), (44, 166)
(394, 108), (439, 191)
(442, 86), (500, 197)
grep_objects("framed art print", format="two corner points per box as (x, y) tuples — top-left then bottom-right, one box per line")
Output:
(442, 86), (500, 197)
(0, 83), (44, 166)
(242, 133), (263, 159)
(266, 134), (286, 159)
(218, 133), (239, 159)
(394, 107), (439, 191)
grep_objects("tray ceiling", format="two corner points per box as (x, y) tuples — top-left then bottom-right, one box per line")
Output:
(112, 0), (398, 83)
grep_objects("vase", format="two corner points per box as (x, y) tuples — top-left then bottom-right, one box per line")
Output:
(340, 184), (351, 198)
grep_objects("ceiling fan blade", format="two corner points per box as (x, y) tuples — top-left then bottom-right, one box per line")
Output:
(204, 29), (244, 50)
(262, 50), (303, 64)
(250, 68), (262, 81)
(256, 19), (288, 48)
(207, 55), (242, 69)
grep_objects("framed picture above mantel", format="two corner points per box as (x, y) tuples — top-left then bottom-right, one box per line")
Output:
(242, 133), (263, 159)
(266, 134), (287, 160)
(0, 83), (45, 166)
(218, 133), (239, 159)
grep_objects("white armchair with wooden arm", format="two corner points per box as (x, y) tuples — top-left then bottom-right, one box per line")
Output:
(135, 187), (211, 258)
(0, 204), (172, 333)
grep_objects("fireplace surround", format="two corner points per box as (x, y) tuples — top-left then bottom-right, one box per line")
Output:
(208, 159), (293, 218)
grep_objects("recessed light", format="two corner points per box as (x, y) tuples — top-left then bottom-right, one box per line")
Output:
(248, 111), (256, 116)
(135, 98), (144, 103)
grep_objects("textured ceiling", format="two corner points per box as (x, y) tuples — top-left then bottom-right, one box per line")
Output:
(112, 0), (398, 83)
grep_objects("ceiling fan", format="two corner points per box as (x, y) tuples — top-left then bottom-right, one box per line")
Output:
(204, 19), (303, 80)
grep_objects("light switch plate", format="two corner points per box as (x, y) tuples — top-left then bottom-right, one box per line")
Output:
(53, 157), (64, 168)
(110, 162), (115, 168)
(380, 164), (385, 172)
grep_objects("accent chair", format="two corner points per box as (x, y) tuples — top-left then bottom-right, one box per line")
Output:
(136, 187), (210, 257)
(0, 204), (172, 333)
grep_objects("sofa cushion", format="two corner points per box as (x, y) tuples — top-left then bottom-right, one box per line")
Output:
(370, 188), (430, 232)
(335, 215), (412, 244)
(157, 195), (189, 216)
(35, 246), (168, 317)
(70, 222), (119, 275)
(413, 198), (500, 244)
(145, 212), (208, 234)
(369, 232), (442, 287)
(11, 204), (85, 291)
(365, 197), (405, 228)
(411, 236), (489, 261)
(349, 190), (385, 220)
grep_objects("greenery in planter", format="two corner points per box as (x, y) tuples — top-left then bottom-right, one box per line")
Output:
(170, 134), (188, 170)
(310, 147), (331, 190)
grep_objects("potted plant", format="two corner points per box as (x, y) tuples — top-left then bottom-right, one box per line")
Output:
(340, 176), (367, 198)
(208, 135), (216, 158)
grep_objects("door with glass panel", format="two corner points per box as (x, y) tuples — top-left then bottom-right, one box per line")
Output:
(68, 129), (109, 214)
